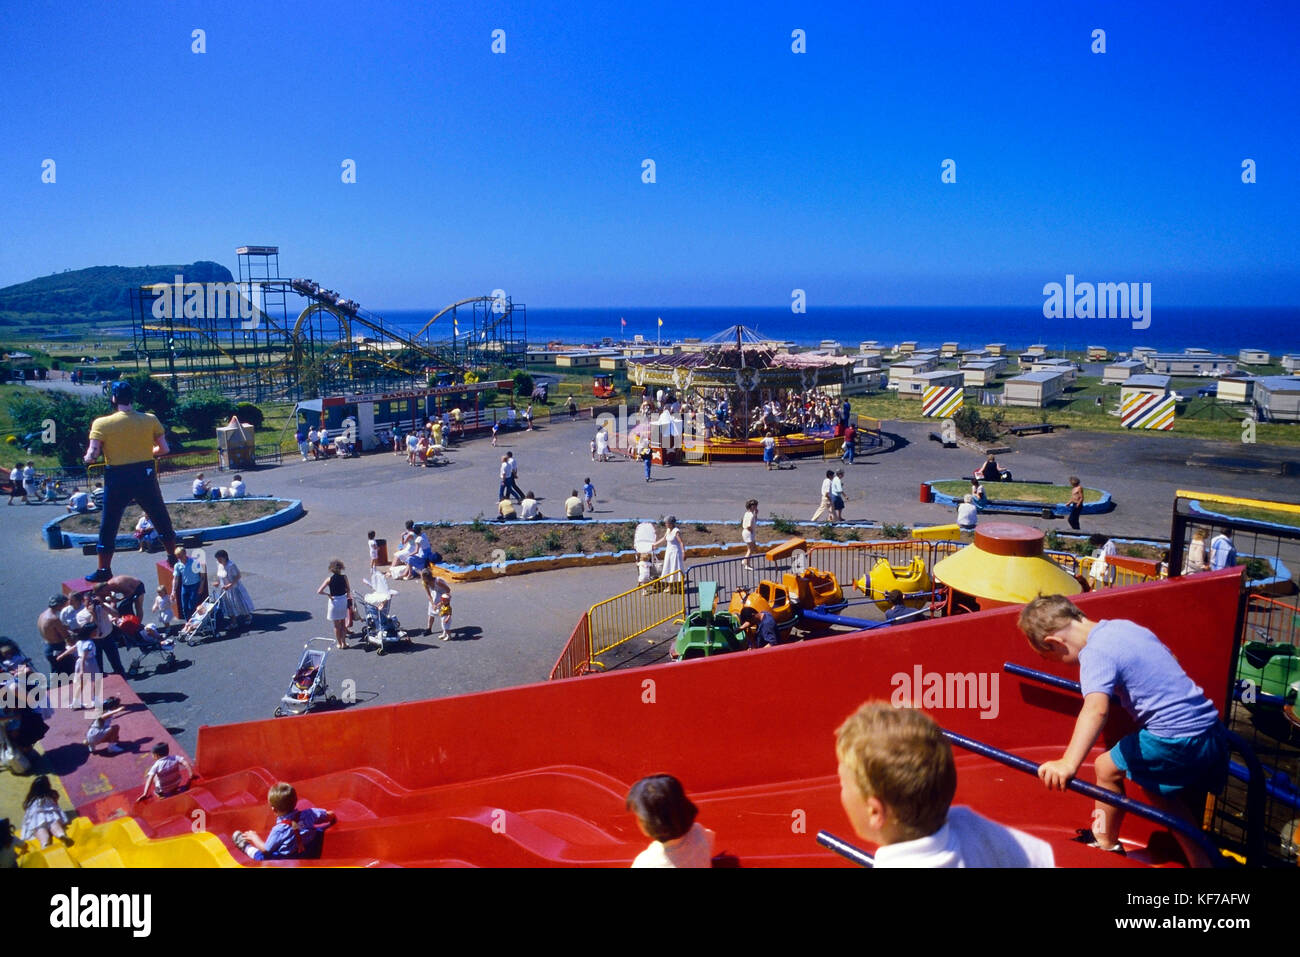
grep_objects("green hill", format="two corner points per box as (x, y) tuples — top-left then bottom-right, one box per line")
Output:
(0, 262), (235, 328)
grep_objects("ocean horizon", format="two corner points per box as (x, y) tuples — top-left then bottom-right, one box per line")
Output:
(377, 306), (1300, 358)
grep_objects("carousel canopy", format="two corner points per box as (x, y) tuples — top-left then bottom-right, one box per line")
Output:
(626, 327), (854, 390)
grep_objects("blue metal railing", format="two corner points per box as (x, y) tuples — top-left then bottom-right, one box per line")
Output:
(816, 830), (874, 867)
(1002, 662), (1266, 864)
(943, 729), (1228, 867)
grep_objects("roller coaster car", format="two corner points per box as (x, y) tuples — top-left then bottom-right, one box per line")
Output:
(782, 567), (846, 611)
(1236, 641), (1300, 711)
(727, 581), (797, 631)
(592, 374), (618, 399)
(853, 556), (932, 612)
(672, 609), (747, 660)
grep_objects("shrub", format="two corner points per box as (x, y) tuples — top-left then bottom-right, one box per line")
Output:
(881, 522), (910, 539)
(953, 406), (997, 444)
(177, 391), (236, 435)
(469, 514), (488, 533)
(770, 514), (798, 535)
(1243, 558), (1271, 581)
(819, 524), (840, 542)
(7, 390), (109, 466)
(512, 371), (534, 397)
(694, 523), (709, 533)
(1044, 530), (1062, 551)
(233, 402), (265, 429)
(483, 527), (499, 543)
(844, 528), (861, 541)
(124, 372), (177, 423)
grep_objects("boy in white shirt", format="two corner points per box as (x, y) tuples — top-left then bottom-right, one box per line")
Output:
(835, 701), (1054, 867)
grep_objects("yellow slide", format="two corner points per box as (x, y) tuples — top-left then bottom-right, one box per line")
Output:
(18, 816), (241, 868)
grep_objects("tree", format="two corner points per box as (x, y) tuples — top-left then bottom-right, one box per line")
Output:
(512, 370), (534, 397)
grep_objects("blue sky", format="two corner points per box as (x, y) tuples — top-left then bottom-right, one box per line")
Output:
(2, 0), (1297, 308)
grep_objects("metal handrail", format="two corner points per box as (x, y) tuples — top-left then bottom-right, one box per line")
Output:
(816, 830), (874, 868)
(1000, 662), (1266, 865)
(942, 729), (1228, 867)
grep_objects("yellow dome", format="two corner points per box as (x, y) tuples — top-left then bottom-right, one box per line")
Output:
(933, 523), (1082, 604)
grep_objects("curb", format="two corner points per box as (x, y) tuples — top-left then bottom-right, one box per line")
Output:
(43, 497), (305, 550)
(926, 480), (1114, 517)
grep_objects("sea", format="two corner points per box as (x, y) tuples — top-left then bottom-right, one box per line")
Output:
(377, 306), (1300, 357)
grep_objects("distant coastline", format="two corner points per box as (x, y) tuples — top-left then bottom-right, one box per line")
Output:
(380, 305), (1300, 358)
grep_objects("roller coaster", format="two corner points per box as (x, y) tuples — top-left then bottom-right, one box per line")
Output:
(127, 246), (526, 402)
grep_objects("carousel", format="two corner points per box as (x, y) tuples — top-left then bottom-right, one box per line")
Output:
(623, 325), (859, 462)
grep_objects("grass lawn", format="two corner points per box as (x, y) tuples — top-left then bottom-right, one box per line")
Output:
(931, 480), (1103, 505)
(849, 373), (1300, 446)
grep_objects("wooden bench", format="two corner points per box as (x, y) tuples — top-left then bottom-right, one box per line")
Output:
(1005, 423), (1068, 436)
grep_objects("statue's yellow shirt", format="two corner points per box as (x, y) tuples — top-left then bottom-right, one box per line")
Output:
(89, 410), (164, 466)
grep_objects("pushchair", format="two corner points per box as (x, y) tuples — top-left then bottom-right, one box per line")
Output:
(118, 619), (178, 677)
(354, 573), (411, 655)
(274, 638), (337, 717)
(176, 594), (223, 647)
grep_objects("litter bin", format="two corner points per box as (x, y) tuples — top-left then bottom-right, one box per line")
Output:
(919, 482), (933, 503)
(375, 538), (389, 565)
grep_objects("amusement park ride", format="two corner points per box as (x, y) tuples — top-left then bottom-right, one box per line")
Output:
(127, 246), (527, 403)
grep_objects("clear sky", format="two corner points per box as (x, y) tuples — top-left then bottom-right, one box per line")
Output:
(2, 0), (1297, 308)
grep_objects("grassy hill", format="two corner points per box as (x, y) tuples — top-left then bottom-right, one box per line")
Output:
(0, 261), (234, 327)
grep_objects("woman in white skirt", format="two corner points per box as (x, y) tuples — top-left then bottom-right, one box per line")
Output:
(213, 549), (255, 629)
(653, 516), (686, 587)
(317, 559), (352, 648)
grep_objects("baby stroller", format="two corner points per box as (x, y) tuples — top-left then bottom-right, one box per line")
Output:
(176, 594), (222, 647)
(274, 637), (337, 717)
(354, 573), (411, 655)
(118, 618), (178, 677)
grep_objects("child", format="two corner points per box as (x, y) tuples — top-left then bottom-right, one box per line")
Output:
(368, 530), (379, 574)
(232, 782), (336, 861)
(626, 774), (715, 868)
(583, 477), (595, 513)
(138, 742), (195, 801)
(741, 499), (758, 569)
(436, 593), (453, 641)
(152, 585), (174, 629)
(57, 610), (100, 710)
(86, 696), (128, 755)
(21, 776), (70, 849)
(1017, 595), (1228, 865)
(491, 419), (500, 447)
(1088, 533), (1117, 587)
(835, 701), (1053, 867)
(590, 435), (597, 461)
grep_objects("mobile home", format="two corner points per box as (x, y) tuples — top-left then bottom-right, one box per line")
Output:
(1238, 349), (1271, 366)
(1255, 376), (1300, 423)
(1103, 359), (1146, 384)
(896, 369), (965, 399)
(1002, 370), (1065, 408)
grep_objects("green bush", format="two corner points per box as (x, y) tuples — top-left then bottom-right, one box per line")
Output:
(124, 372), (177, 423)
(513, 371), (534, 397)
(7, 390), (110, 466)
(953, 406), (998, 444)
(234, 402), (265, 429)
(770, 514), (798, 535)
(881, 522), (910, 539)
(176, 391), (236, 435)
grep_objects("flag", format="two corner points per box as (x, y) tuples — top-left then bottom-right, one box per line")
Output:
(620, 317), (626, 327)
(657, 317), (663, 327)
(453, 318), (459, 335)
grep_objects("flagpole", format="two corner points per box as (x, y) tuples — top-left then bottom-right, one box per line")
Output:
(657, 317), (661, 351)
